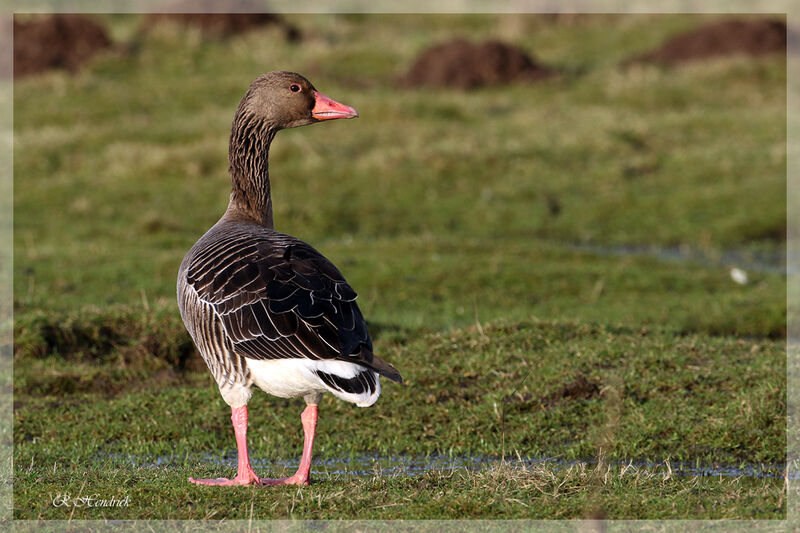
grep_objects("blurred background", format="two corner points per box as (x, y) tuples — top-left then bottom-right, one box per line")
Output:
(11, 10), (790, 520)
(13, 11), (787, 335)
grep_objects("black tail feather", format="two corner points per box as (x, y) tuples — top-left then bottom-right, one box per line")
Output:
(366, 354), (403, 383)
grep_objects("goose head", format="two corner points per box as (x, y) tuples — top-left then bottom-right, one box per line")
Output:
(234, 71), (358, 131)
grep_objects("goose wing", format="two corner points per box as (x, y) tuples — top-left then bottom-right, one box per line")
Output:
(185, 230), (400, 382)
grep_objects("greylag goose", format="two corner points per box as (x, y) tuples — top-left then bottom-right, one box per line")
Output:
(177, 71), (402, 486)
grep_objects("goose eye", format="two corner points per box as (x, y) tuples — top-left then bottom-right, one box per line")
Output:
(290, 84), (301, 93)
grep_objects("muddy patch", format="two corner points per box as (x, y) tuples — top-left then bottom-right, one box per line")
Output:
(534, 13), (620, 25)
(400, 39), (554, 89)
(13, 14), (113, 78)
(143, 0), (299, 41)
(544, 375), (600, 406)
(628, 18), (786, 66)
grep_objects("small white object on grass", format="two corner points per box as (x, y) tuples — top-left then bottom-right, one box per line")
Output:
(730, 267), (748, 285)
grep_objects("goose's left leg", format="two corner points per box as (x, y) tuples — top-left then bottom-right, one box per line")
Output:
(262, 394), (320, 486)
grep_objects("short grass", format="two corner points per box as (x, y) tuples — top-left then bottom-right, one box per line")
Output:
(14, 460), (784, 520)
(12, 13), (786, 520)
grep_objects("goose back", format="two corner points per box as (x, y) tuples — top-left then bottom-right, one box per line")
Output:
(178, 219), (401, 395)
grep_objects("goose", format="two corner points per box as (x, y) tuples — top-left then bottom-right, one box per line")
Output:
(177, 71), (402, 486)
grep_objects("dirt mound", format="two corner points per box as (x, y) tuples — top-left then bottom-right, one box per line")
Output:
(143, 0), (299, 41)
(630, 18), (786, 66)
(13, 14), (112, 78)
(544, 375), (600, 406)
(401, 39), (554, 89)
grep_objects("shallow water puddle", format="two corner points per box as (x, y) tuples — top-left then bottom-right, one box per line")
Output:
(569, 243), (788, 275)
(97, 452), (792, 480)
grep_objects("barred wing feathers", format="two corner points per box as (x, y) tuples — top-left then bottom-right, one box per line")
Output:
(185, 230), (402, 383)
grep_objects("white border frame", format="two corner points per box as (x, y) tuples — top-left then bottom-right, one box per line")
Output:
(2, 2), (794, 531)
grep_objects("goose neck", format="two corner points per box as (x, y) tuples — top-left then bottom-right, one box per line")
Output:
(227, 116), (277, 227)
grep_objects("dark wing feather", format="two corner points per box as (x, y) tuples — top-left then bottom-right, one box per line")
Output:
(186, 229), (378, 370)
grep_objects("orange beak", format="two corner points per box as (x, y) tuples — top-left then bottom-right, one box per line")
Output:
(311, 91), (358, 120)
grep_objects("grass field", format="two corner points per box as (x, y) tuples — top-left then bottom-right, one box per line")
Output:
(12, 13), (787, 520)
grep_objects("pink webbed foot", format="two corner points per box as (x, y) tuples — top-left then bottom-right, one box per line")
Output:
(189, 470), (262, 486)
(259, 473), (310, 487)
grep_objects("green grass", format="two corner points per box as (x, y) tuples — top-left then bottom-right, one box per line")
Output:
(14, 319), (785, 463)
(12, 13), (786, 520)
(13, 460), (784, 520)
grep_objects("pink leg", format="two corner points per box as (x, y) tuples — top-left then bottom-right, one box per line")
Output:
(189, 405), (263, 486)
(261, 404), (318, 486)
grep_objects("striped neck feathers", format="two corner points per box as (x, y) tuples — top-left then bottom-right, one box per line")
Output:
(228, 110), (278, 227)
